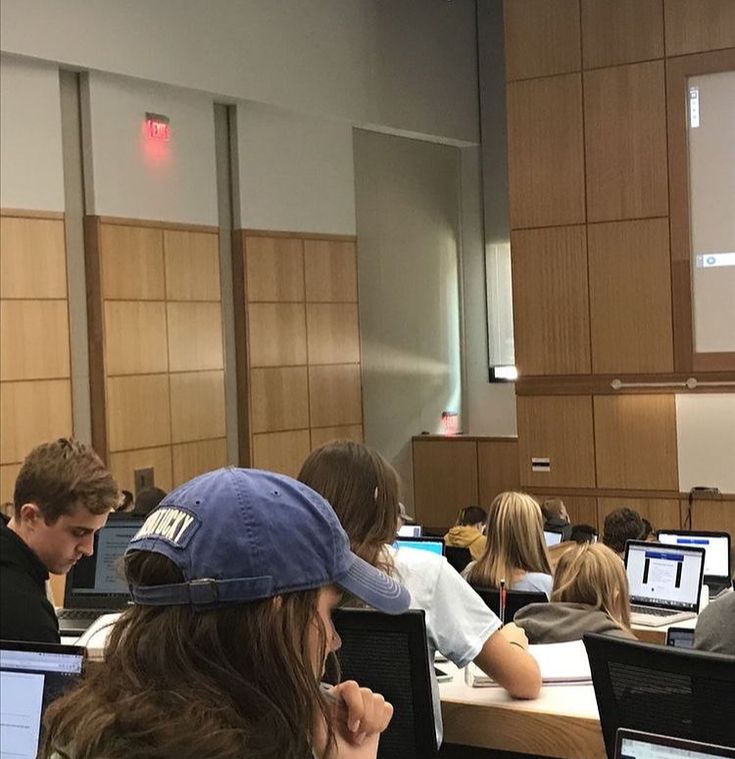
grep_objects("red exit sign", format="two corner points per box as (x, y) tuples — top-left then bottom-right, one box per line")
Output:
(145, 112), (170, 141)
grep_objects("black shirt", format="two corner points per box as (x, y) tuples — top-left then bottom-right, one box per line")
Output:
(0, 515), (60, 643)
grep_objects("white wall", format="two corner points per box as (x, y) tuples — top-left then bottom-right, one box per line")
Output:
(236, 103), (355, 235)
(83, 72), (217, 225)
(0, 55), (64, 211)
(0, 0), (479, 145)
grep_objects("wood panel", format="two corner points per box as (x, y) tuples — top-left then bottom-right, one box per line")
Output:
(166, 302), (224, 372)
(664, 0), (735, 55)
(517, 395), (596, 488)
(304, 240), (358, 303)
(248, 303), (307, 367)
(250, 366), (309, 434)
(559, 495), (598, 528)
(503, 0), (580, 81)
(594, 395), (678, 490)
(507, 74), (585, 229)
(245, 236), (304, 302)
(0, 300), (70, 380)
(310, 425), (364, 450)
(99, 224), (164, 300)
(163, 230), (220, 301)
(477, 440), (521, 506)
(598, 497), (681, 534)
(584, 61), (668, 222)
(169, 371), (226, 444)
(252, 430), (311, 478)
(108, 446), (174, 494)
(172, 438), (228, 486)
(412, 439), (479, 528)
(306, 304), (360, 365)
(581, 0), (664, 69)
(0, 463), (21, 505)
(511, 225), (590, 375)
(106, 374), (171, 452)
(588, 218), (673, 373)
(0, 380), (72, 464)
(684, 497), (735, 539)
(0, 217), (67, 299)
(103, 301), (168, 376)
(309, 364), (363, 428)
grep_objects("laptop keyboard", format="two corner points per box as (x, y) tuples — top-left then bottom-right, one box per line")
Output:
(58, 609), (105, 620)
(631, 605), (679, 617)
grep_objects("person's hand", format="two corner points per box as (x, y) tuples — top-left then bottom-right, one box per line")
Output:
(497, 622), (529, 650)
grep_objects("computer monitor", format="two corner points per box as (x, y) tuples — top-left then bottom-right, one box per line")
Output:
(615, 728), (735, 758)
(0, 641), (85, 759)
(657, 530), (731, 582)
(397, 524), (422, 538)
(544, 529), (563, 546)
(394, 536), (444, 556)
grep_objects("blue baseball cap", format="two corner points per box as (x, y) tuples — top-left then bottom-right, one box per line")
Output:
(125, 467), (410, 614)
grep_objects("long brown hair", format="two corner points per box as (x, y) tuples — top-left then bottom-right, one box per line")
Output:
(42, 551), (333, 759)
(298, 441), (399, 573)
(552, 542), (632, 631)
(465, 491), (552, 588)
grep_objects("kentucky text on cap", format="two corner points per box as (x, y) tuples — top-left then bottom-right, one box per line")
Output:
(126, 467), (411, 614)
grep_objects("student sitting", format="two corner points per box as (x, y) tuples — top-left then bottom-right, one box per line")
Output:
(42, 468), (406, 759)
(131, 485), (167, 517)
(602, 507), (645, 558)
(444, 505), (487, 561)
(514, 543), (636, 643)
(463, 492), (554, 598)
(569, 523), (598, 544)
(299, 441), (542, 747)
(694, 592), (735, 656)
(541, 497), (572, 541)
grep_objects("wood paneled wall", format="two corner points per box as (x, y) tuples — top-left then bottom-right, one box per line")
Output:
(233, 232), (363, 478)
(86, 217), (228, 493)
(504, 0), (735, 538)
(0, 211), (73, 504)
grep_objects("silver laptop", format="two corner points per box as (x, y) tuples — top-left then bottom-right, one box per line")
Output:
(625, 540), (705, 627)
(615, 729), (735, 759)
(543, 529), (563, 546)
(657, 530), (732, 598)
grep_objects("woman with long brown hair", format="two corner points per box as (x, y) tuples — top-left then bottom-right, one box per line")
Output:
(299, 441), (541, 748)
(42, 468), (410, 759)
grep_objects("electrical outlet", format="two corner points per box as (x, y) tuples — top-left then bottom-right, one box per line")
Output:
(134, 467), (155, 494)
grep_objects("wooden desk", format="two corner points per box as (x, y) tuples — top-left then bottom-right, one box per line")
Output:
(632, 615), (697, 645)
(439, 664), (605, 759)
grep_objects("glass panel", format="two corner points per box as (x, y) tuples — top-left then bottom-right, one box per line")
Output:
(485, 241), (516, 374)
(687, 70), (735, 354)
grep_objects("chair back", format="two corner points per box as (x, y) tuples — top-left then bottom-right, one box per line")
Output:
(444, 546), (472, 573)
(332, 608), (437, 759)
(584, 632), (735, 759)
(470, 586), (548, 621)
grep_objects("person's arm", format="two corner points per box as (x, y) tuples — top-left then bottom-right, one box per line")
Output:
(472, 622), (542, 699)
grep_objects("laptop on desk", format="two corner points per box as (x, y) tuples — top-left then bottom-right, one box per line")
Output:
(57, 516), (142, 636)
(625, 540), (705, 627)
(657, 530), (732, 598)
(393, 536), (445, 556)
(615, 729), (735, 759)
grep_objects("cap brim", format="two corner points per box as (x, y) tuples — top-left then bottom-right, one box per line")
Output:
(337, 553), (411, 615)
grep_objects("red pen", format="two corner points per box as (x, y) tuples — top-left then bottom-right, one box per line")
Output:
(499, 578), (507, 626)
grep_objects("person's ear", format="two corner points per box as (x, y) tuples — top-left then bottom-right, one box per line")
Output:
(19, 502), (43, 528)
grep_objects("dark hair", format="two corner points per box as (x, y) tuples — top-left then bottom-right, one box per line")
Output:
(116, 490), (134, 511)
(602, 508), (645, 554)
(14, 438), (118, 523)
(641, 517), (655, 540)
(42, 551), (334, 759)
(132, 487), (167, 517)
(456, 506), (487, 526)
(541, 498), (567, 522)
(570, 523), (598, 544)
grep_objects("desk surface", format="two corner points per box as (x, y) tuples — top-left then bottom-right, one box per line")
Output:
(632, 615), (697, 645)
(439, 663), (606, 759)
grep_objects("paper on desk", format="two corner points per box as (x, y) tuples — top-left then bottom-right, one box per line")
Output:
(75, 612), (121, 660)
(467, 640), (591, 687)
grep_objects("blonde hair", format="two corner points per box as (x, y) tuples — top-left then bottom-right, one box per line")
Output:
(552, 542), (631, 631)
(465, 492), (551, 588)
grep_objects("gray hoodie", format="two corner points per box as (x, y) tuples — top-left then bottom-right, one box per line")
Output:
(514, 602), (636, 644)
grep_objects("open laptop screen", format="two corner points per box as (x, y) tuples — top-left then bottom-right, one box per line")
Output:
(397, 524), (422, 538)
(616, 729), (735, 758)
(657, 531), (730, 579)
(0, 641), (84, 759)
(625, 541), (704, 612)
(544, 530), (563, 546)
(394, 537), (444, 556)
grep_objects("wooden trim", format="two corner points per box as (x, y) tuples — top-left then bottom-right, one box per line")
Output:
(231, 230), (251, 466)
(83, 216), (109, 463)
(516, 372), (735, 395)
(0, 208), (65, 220)
(527, 486), (735, 500)
(667, 48), (735, 373)
(92, 215), (219, 234)
(242, 228), (357, 243)
(412, 435), (518, 443)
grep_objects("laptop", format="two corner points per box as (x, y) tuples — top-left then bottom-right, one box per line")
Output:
(657, 530), (732, 598)
(544, 529), (563, 546)
(624, 540), (705, 627)
(666, 626), (696, 649)
(57, 515), (143, 636)
(393, 536), (445, 556)
(0, 640), (85, 759)
(397, 523), (422, 537)
(615, 728), (735, 758)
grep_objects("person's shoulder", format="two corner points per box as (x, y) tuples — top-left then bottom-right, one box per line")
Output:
(700, 590), (735, 620)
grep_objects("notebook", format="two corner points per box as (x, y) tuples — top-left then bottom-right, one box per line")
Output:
(625, 540), (705, 627)
(657, 530), (732, 597)
(0, 640), (85, 759)
(615, 728), (735, 758)
(57, 515), (143, 636)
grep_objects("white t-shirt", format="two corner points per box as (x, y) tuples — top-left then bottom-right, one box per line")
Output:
(388, 545), (501, 746)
